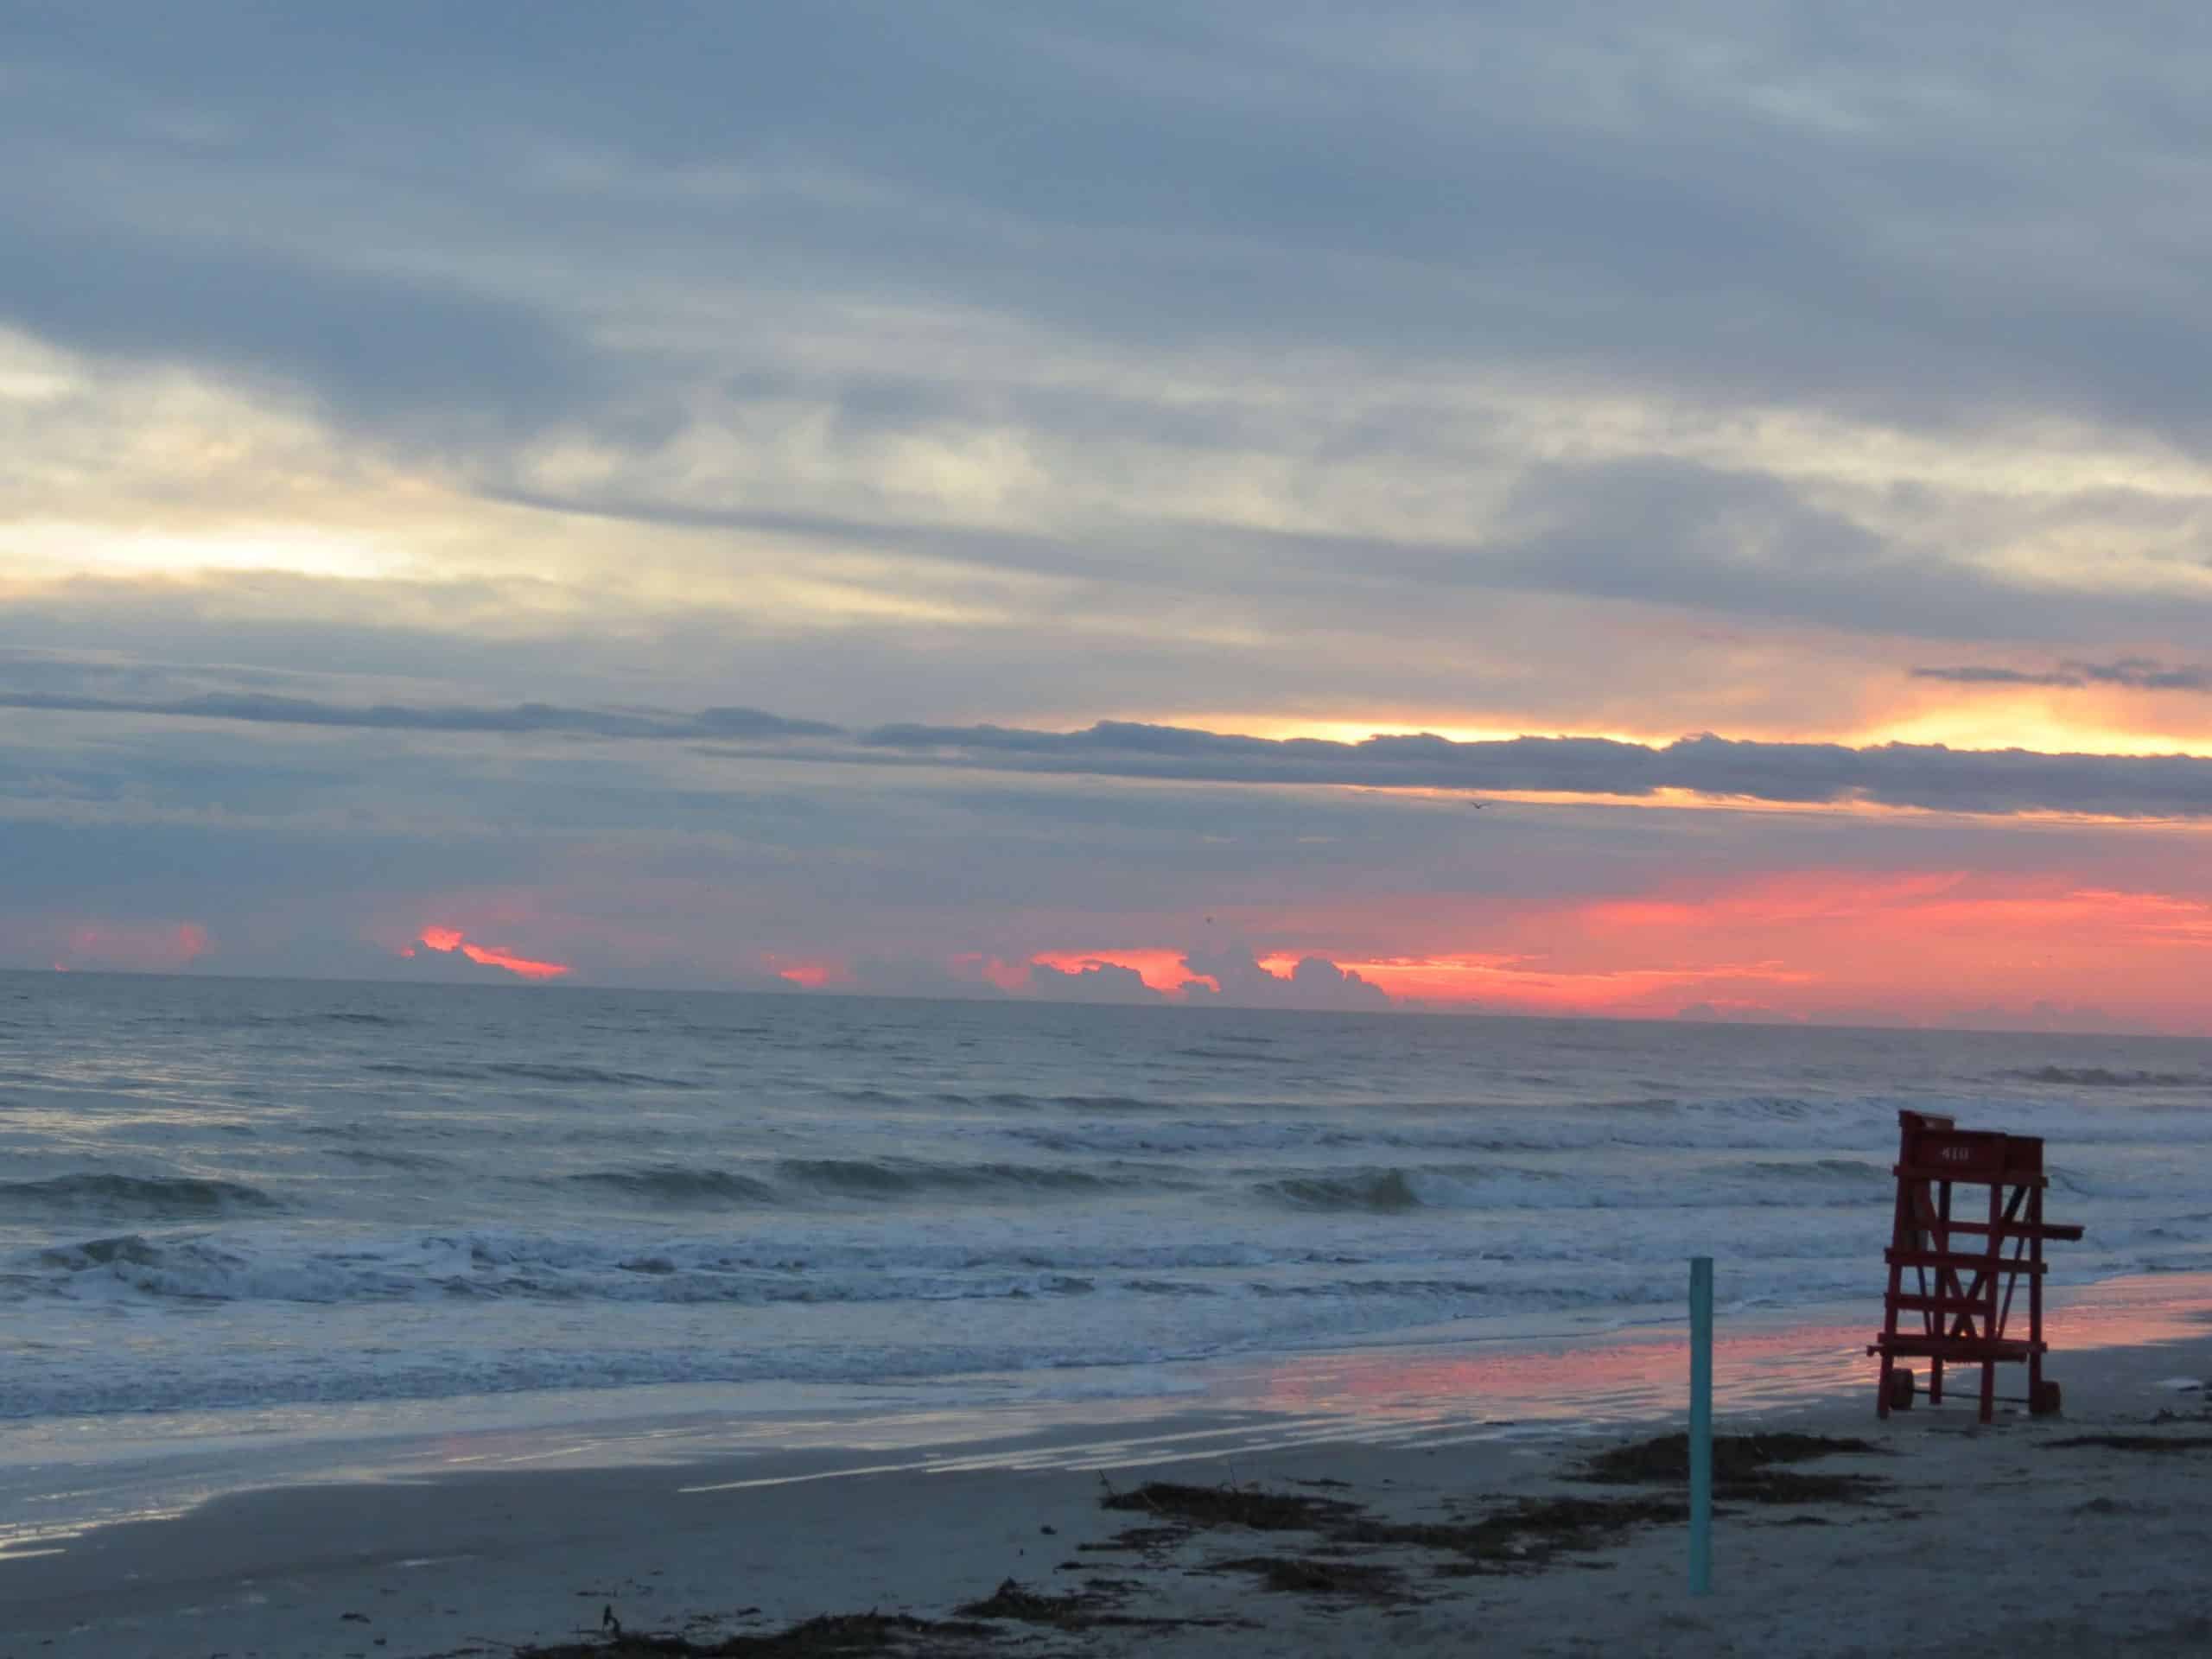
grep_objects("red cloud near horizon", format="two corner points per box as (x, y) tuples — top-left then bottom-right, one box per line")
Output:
(415, 925), (571, 981)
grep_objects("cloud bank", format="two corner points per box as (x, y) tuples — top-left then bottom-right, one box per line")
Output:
(17, 679), (2212, 821)
(853, 720), (2212, 819)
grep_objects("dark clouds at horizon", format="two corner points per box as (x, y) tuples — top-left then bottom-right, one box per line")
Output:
(12, 675), (2212, 820)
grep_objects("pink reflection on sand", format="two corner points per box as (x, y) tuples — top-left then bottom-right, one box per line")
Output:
(1233, 1274), (2212, 1429)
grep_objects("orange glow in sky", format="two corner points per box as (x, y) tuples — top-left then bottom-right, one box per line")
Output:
(1169, 684), (2212, 768)
(415, 925), (571, 981)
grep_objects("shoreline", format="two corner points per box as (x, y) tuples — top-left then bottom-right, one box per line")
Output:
(6, 1271), (2212, 1656)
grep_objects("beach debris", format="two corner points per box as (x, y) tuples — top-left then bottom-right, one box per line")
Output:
(1211, 1554), (1410, 1601)
(516, 1609), (984, 1656)
(1096, 1474), (1685, 1577)
(954, 1573), (1209, 1633)
(2043, 1433), (2212, 1452)
(1100, 1479), (1361, 1533)
(1580, 1432), (1891, 1504)
(955, 1578), (1097, 1625)
(1336, 1493), (1688, 1574)
(1078, 1522), (1188, 1554)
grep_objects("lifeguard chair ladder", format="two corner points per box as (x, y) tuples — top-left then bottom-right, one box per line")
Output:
(1869, 1110), (2082, 1423)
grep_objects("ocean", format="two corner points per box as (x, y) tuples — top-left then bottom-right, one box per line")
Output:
(4, 971), (2210, 1433)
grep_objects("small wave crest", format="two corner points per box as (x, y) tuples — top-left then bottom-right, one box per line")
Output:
(1, 1173), (283, 1217)
(566, 1167), (778, 1205)
(552, 1158), (1179, 1208)
(12, 1229), (1280, 1307)
(363, 1060), (701, 1090)
(1741, 1158), (1891, 1184)
(1254, 1168), (1507, 1213)
(2003, 1066), (2210, 1090)
(774, 1157), (1165, 1198)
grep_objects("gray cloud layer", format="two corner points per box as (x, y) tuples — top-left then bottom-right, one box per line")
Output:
(1912, 658), (2212, 692)
(855, 720), (2212, 819)
(17, 3), (2212, 440)
(0, 690), (838, 742)
(11, 682), (2212, 821)
(16, 3), (2212, 661)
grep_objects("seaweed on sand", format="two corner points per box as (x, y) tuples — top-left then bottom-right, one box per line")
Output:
(517, 1611), (985, 1657)
(954, 1573), (1233, 1635)
(1100, 1480), (1362, 1532)
(1103, 1477), (1682, 1577)
(1580, 1432), (1891, 1504)
(1212, 1554), (1410, 1600)
(2044, 1433), (2212, 1452)
(957, 1577), (1161, 1628)
(1336, 1493), (1688, 1574)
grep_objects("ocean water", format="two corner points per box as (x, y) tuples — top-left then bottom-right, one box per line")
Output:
(4, 971), (2211, 1427)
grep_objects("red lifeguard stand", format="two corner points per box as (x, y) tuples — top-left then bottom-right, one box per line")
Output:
(1869, 1110), (2082, 1423)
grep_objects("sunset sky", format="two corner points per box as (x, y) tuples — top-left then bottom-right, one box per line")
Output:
(10, 6), (2212, 1030)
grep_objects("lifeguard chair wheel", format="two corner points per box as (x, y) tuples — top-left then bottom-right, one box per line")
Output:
(2031, 1380), (2063, 1417)
(1887, 1369), (1916, 1412)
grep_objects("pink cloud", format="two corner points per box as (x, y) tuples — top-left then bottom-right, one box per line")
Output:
(414, 924), (571, 981)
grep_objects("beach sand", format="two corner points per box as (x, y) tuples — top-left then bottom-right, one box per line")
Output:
(7, 1307), (2212, 1658)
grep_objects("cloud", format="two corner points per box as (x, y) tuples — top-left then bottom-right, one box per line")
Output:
(23, 675), (2212, 821)
(0, 687), (840, 742)
(1912, 658), (2212, 692)
(1019, 946), (1389, 1010)
(0, 219), (598, 444)
(856, 718), (2212, 820)
(1027, 957), (1160, 1003)
(1910, 664), (2085, 688)
(1182, 948), (1391, 1012)
(15, 695), (2212, 1030)
(21, 7), (2212, 1039)
(412, 925), (569, 981)
(13, 6), (2212, 649)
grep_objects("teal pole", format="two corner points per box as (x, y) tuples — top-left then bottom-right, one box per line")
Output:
(1688, 1255), (1713, 1595)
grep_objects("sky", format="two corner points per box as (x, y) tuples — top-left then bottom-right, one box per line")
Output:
(10, 4), (2212, 1031)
